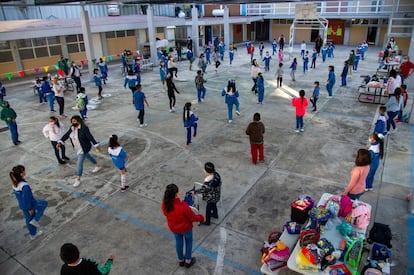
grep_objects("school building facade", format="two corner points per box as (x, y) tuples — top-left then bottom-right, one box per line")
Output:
(0, 0), (413, 79)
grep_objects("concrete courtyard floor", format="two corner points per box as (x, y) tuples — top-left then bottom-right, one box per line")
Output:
(0, 44), (412, 275)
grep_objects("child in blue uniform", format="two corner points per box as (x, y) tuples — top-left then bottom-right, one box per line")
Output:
(303, 51), (309, 74)
(10, 165), (48, 240)
(108, 134), (129, 192)
(262, 51), (272, 72)
(183, 102), (198, 146)
(93, 68), (103, 99)
(221, 79), (240, 123)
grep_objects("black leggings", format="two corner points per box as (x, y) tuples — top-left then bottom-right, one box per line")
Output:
(168, 94), (176, 109)
(51, 140), (66, 162)
(56, 96), (64, 115)
(169, 67), (178, 77)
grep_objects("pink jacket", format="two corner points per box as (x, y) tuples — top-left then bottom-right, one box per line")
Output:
(291, 97), (309, 116)
(343, 165), (370, 195)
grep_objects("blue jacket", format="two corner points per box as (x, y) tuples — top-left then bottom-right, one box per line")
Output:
(312, 86), (320, 98)
(133, 90), (146, 110)
(61, 124), (98, 154)
(93, 74), (102, 87)
(41, 81), (52, 94)
(183, 110), (198, 128)
(124, 75), (137, 88)
(374, 114), (387, 135)
(263, 56), (272, 66)
(98, 62), (108, 73)
(256, 77), (264, 94)
(328, 71), (336, 85)
(108, 146), (128, 169)
(13, 181), (36, 211)
(221, 89), (239, 105)
(341, 64), (349, 77)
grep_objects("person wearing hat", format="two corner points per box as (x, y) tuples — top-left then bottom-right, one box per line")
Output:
(0, 101), (20, 145)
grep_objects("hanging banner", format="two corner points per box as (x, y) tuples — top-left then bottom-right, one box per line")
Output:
(336, 27), (343, 36)
(34, 67), (40, 74)
(327, 27), (332, 35)
(102, 56), (106, 62)
(80, 60), (85, 65)
(18, 71), (25, 77)
(44, 66), (49, 72)
(92, 59), (96, 65)
(109, 55), (113, 61)
(6, 72), (12, 80)
(57, 69), (65, 76)
(55, 64), (59, 70)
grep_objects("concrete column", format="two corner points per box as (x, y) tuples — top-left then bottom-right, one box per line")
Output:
(79, 5), (95, 79)
(60, 36), (68, 58)
(242, 24), (247, 41)
(408, 26), (414, 61)
(146, 5), (157, 64)
(269, 19), (273, 41)
(191, 5), (200, 56)
(10, 40), (23, 71)
(223, 6), (230, 49)
(100, 32), (108, 57)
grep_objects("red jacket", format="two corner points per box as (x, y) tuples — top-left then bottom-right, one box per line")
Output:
(292, 97), (309, 116)
(162, 198), (204, 234)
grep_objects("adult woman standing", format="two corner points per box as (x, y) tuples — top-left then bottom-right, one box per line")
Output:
(58, 115), (102, 187)
(196, 162), (222, 226)
(53, 77), (66, 118)
(346, 50), (355, 75)
(343, 149), (371, 200)
(385, 69), (402, 95)
(10, 165), (48, 240)
(42, 116), (69, 164)
(250, 59), (261, 93)
(161, 184), (204, 268)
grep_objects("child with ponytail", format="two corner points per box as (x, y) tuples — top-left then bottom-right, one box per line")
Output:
(108, 135), (129, 192)
(183, 102), (198, 146)
(10, 165), (48, 239)
(291, 89), (309, 132)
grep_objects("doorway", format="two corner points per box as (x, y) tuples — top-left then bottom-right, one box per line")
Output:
(366, 27), (377, 44)
(311, 29), (320, 42)
(255, 19), (269, 41)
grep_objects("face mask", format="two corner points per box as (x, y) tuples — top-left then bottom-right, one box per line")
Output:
(72, 123), (79, 127)
(49, 122), (54, 126)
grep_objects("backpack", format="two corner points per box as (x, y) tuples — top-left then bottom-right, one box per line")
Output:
(346, 203), (371, 230)
(299, 228), (320, 247)
(75, 96), (86, 111)
(338, 195), (353, 217)
(367, 222), (392, 248)
(361, 259), (383, 275)
(344, 238), (364, 269)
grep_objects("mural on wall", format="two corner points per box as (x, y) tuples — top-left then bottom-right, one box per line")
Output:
(327, 20), (345, 45)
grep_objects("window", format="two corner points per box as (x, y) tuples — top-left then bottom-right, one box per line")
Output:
(106, 31), (116, 38)
(127, 30), (135, 36)
(15, 36), (63, 60)
(66, 34), (84, 54)
(116, 30), (125, 37)
(0, 41), (13, 62)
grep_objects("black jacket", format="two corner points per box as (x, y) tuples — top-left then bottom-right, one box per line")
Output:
(61, 125), (98, 154)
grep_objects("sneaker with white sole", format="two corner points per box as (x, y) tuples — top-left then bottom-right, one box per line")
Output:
(295, 129), (300, 133)
(228, 120), (232, 123)
(300, 128), (304, 132)
(92, 166), (102, 173)
(29, 220), (40, 228)
(139, 124), (148, 128)
(235, 111), (241, 116)
(73, 179), (81, 187)
(30, 230), (43, 240)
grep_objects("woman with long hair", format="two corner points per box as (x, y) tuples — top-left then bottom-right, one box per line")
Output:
(10, 165), (48, 240)
(42, 116), (69, 164)
(161, 184), (204, 268)
(343, 149), (372, 200)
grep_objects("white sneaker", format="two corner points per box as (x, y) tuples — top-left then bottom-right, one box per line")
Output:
(169, 109), (172, 113)
(30, 230), (43, 240)
(172, 107), (175, 111)
(139, 124), (148, 128)
(235, 111), (241, 116)
(295, 129), (300, 133)
(92, 166), (102, 173)
(29, 220), (40, 228)
(300, 128), (304, 132)
(228, 120), (232, 123)
(73, 179), (81, 187)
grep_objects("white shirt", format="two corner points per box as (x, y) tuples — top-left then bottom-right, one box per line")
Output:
(53, 83), (64, 98)
(301, 43), (306, 51)
(69, 126), (83, 155)
(42, 122), (65, 141)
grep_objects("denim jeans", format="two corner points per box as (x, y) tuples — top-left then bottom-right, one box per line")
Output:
(386, 111), (398, 131)
(296, 116), (304, 129)
(173, 230), (193, 261)
(7, 121), (19, 143)
(22, 199), (48, 236)
(186, 123), (197, 145)
(341, 76), (347, 86)
(366, 153), (380, 189)
(347, 192), (364, 200)
(77, 152), (97, 177)
(227, 102), (240, 121)
(47, 93), (55, 111)
(326, 83), (334, 96)
(197, 88), (206, 102)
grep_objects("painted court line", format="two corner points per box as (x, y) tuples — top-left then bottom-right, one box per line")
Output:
(56, 183), (261, 275)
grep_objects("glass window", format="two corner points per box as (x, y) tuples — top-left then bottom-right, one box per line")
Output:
(35, 47), (48, 57)
(79, 43), (85, 52)
(47, 36), (60, 45)
(0, 41), (10, 50)
(67, 44), (79, 53)
(126, 29), (135, 36)
(106, 31), (115, 38)
(17, 39), (32, 48)
(156, 27), (164, 33)
(66, 35), (78, 43)
(78, 34), (83, 41)
(49, 45), (62, 56)
(32, 38), (46, 47)
(116, 31), (125, 37)
(19, 49), (34, 59)
(0, 51), (13, 62)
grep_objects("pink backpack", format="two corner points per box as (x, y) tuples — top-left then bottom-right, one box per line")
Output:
(348, 204), (371, 230)
(338, 195), (353, 217)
